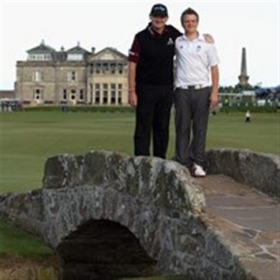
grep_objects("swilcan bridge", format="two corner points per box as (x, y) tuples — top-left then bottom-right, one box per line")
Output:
(0, 149), (279, 280)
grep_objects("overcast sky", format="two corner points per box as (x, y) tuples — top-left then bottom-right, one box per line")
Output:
(0, 0), (279, 89)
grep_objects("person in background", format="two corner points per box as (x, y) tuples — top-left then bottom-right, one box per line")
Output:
(245, 110), (251, 123)
(174, 7), (220, 177)
(128, 4), (213, 159)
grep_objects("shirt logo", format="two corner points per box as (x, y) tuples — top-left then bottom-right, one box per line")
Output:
(197, 45), (202, 52)
(167, 38), (174, 45)
(129, 51), (136, 56)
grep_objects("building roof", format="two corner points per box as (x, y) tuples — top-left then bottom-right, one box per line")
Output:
(93, 47), (128, 60)
(24, 42), (127, 64)
(55, 51), (67, 62)
(66, 42), (90, 54)
(27, 40), (56, 54)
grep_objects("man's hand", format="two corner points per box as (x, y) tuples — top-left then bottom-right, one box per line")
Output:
(203, 33), (214, 44)
(209, 92), (218, 108)
(129, 90), (137, 107)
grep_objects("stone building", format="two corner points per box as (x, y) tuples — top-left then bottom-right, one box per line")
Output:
(15, 41), (128, 106)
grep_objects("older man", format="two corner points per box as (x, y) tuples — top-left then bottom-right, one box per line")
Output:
(128, 4), (181, 159)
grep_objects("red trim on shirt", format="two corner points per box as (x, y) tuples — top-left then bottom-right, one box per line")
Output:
(129, 37), (141, 63)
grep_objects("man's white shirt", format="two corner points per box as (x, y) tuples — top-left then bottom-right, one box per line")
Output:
(175, 33), (220, 88)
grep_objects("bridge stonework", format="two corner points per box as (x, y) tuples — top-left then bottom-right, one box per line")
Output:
(207, 148), (280, 198)
(0, 150), (271, 279)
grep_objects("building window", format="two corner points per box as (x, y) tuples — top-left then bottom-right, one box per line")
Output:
(72, 72), (76, 81)
(95, 83), (100, 104)
(103, 92), (108, 104)
(90, 64), (94, 74)
(102, 63), (109, 73)
(118, 84), (123, 104)
(118, 90), (122, 105)
(118, 63), (123, 74)
(67, 54), (83, 61)
(111, 83), (116, 104)
(95, 63), (101, 74)
(79, 89), (84, 100)
(71, 89), (76, 100)
(68, 71), (77, 82)
(103, 83), (108, 104)
(33, 71), (42, 82)
(63, 89), (67, 100)
(29, 54), (51, 61)
(36, 89), (40, 99)
(34, 88), (42, 100)
(110, 63), (116, 74)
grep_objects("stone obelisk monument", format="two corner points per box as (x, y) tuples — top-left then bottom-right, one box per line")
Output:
(238, 47), (250, 87)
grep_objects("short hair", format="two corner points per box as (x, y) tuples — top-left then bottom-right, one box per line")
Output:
(181, 8), (199, 25)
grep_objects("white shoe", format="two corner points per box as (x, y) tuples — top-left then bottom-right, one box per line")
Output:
(193, 163), (206, 178)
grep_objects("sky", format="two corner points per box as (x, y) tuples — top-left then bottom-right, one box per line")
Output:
(0, 0), (279, 89)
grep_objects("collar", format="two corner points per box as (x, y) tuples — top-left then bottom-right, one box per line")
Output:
(182, 32), (204, 42)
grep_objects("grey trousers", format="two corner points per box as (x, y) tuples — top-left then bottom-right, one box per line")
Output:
(174, 87), (211, 168)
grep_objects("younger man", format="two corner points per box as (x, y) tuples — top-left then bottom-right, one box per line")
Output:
(174, 8), (220, 177)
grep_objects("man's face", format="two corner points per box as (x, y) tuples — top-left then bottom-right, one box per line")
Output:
(150, 16), (168, 29)
(182, 14), (198, 33)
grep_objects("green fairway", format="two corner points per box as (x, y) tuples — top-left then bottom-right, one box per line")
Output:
(0, 111), (279, 194)
(0, 219), (55, 259)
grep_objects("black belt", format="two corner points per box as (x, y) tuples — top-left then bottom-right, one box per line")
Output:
(179, 84), (209, 90)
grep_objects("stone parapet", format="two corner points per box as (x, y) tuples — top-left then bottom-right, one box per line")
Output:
(206, 148), (280, 197)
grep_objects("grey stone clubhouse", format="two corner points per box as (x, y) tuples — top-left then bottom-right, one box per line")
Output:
(16, 40), (129, 106)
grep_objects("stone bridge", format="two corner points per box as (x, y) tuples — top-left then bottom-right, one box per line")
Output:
(0, 149), (279, 280)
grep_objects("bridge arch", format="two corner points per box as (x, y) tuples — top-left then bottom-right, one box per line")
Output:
(41, 151), (205, 278)
(57, 219), (157, 279)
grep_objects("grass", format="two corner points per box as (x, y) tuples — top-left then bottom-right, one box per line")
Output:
(0, 220), (55, 259)
(0, 111), (279, 260)
(0, 111), (279, 194)
(207, 112), (279, 153)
